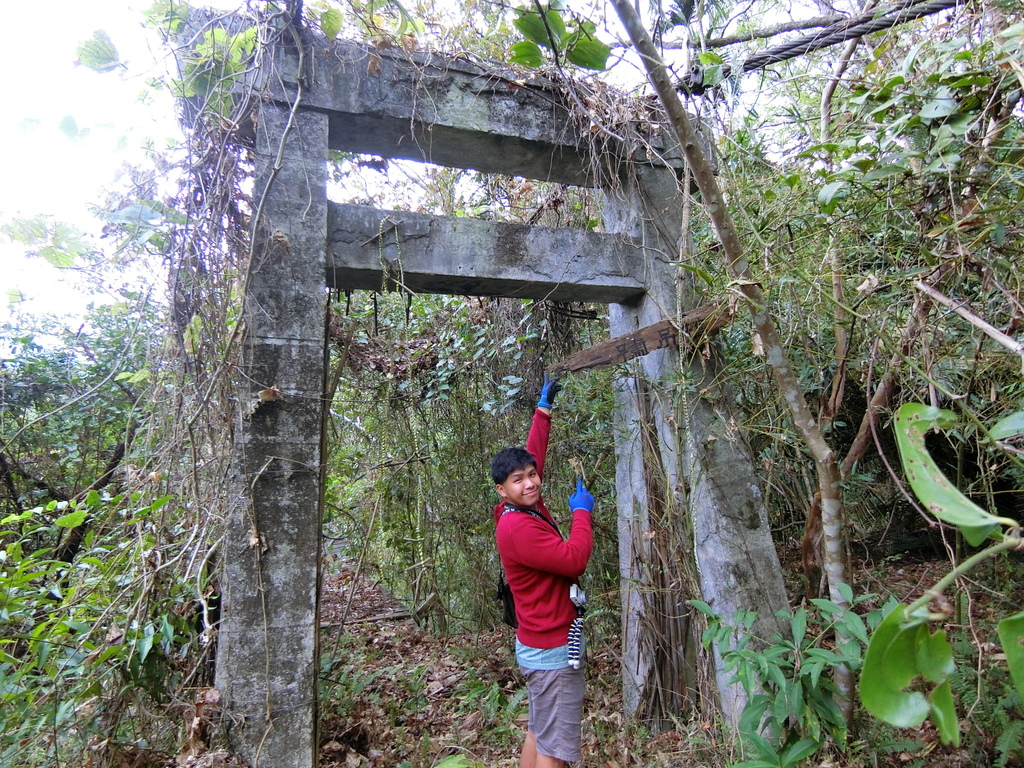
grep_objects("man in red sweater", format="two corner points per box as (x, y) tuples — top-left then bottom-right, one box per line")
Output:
(492, 376), (594, 768)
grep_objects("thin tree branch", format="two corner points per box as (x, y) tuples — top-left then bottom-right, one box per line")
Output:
(1, 448), (71, 502)
(820, 0), (878, 142)
(0, 453), (25, 513)
(914, 281), (1024, 362)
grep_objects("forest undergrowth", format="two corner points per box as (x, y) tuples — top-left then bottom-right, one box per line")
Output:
(314, 538), (1022, 768)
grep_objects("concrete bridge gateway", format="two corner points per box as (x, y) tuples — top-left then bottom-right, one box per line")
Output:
(209, 15), (788, 766)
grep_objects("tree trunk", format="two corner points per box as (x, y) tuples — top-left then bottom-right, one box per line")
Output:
(610, 0), (854, 718)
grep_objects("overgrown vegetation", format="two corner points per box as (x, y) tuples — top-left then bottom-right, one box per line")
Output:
(2, 0), (1022, 766)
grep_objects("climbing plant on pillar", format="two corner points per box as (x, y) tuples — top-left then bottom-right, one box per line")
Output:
(860, 403), (1024, 745)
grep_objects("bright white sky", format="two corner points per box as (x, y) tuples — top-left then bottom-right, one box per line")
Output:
(0, 0), (243, 321)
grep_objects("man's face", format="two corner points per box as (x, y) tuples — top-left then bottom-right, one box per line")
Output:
(496, 464), (541, 509)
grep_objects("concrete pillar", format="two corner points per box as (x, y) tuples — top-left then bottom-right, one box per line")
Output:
(605, 163), (789, 724)
(216, 105), (329, 767)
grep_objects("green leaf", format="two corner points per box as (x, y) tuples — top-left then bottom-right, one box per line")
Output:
(990, 411), (1024, 441)
(916, 627), (954, 683)
(740, 727), (778, 761)
(115, 368), (151, 385)
(861, 601), (958, 740)
(679, 263), (716, 286)
(791, 606), (807, 647)
(565, 37), (611, 70)
(76, 30), (120, 73)
(841, 611), (870, 646)
(508, 40), (544, 68)
(54, 510), (87, 529)
(137, 628), (155, 663)
(1, 510), (35, 524)
(809, 598), (840, 616)
(836, 580), (854, 605)
(2, 217), (90, 268)
(2, 217), (46, 245)
(697, 51), (725, 65)
(766, 662), (788, 691)
(321, 8), (343, 39)
(929, 681), (959, 745)
(780, 736), (822, 765)
(862, 163), (908, 181)
(150, 495), (172, 512)
(107, 203), (163, 228)
(701, 65), (725, 88)
(390, 0), (424, 36)
(860, 604), (930, 727)
(817, 181), (846, 213)
(433, 758), (476, 768)
(893, 404), (1002, 545)
(514, 9), (565, 49)
(919, 97), (957, 120)
(59, 115), (80, 141)
(997, 611), (1024, 702)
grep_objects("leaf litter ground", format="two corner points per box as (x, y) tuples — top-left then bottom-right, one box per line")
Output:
(315, 540), (1009, 768)
(317, 562), (711, 768)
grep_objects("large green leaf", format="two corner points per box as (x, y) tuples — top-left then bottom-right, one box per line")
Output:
(861, 603), (960, 742)
(893, 404), (1001, 545)
(508, 40), (543, 68)
(320, 8), (343, 39)
(565, 37), (611, 70)
(929, 681), (959, 746)
(817, 181), (846, 213)
(919, 97), (957, 120)
(514, 9), (565, 49)
(916, 625), (955, 683)
(997, 611), (1024, 702)
(861, 606), (929, 727)
(781, 736), (824, 766)
(54, 510), (87, 529)
(990, 410), (1024, 441)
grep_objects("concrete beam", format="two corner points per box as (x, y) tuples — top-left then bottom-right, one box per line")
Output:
(270, 37), (682, 186)
(327, 203), (646, 303)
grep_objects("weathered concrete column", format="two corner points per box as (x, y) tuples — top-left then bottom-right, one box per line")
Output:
(604, 162), (789, 725)
(217, 104), (329, 767)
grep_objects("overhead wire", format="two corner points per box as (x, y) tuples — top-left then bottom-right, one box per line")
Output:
(678, 0), (962, 93)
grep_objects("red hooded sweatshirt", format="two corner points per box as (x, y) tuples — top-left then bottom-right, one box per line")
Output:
(494, 408), (593, 649)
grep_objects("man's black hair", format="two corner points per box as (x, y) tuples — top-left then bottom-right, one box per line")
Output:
(491, 447), (537, 485)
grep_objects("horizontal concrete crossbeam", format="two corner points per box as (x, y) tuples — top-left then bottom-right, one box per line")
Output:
(327, 203), (646, 303)
(271, 38), (680, 187)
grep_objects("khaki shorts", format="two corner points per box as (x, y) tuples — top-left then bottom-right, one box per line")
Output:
(519, 664), (586, 763)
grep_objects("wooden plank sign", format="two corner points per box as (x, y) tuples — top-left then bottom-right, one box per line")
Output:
(546, 302), (730, 375)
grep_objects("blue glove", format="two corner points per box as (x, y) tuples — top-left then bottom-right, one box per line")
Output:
(569, 476), (594, 513)
(537, 373), (562, 409)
